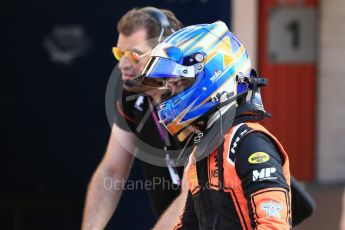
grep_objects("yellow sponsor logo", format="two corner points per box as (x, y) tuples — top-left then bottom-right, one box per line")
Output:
(248, 152), (270, 164)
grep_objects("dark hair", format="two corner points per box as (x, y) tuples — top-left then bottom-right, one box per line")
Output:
(117, 7), (182, 44)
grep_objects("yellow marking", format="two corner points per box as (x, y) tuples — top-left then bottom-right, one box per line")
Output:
(177, 32), (203, 48)
(223, 54), (233, 68)
(205, 29), (229, 52)
(248, 152), (270, 164)
(205, 36), (234, 68)
(190, 171), (197, 181)
(183, 25), (226, 54)
(167, 117), (198, 135)
(179, 33), (204, 51)
(205, 51), (219, 64)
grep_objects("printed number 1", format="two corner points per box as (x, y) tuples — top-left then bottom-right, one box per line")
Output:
(286, 20), (300, 49)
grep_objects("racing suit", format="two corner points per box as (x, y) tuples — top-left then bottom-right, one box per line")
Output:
(174, 122), (292, 229)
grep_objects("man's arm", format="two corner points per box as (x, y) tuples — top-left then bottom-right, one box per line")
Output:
(152, 176), (189, 230)
(82, 124), (135, 230)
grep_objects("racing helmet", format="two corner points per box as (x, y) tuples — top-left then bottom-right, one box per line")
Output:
(139, 21), (268, 136)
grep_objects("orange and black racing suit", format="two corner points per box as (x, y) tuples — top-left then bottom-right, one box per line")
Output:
(174, 122), (292, 229)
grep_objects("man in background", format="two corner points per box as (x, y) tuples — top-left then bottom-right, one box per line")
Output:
(82, 7), (183, 230)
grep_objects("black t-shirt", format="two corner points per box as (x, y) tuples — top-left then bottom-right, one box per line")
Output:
(114, 88), (184, 218)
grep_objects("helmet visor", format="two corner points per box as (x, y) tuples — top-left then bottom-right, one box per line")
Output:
(141, 56), (196, 79)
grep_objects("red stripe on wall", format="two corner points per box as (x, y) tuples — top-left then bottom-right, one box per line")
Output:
(258, 0), (316, 180)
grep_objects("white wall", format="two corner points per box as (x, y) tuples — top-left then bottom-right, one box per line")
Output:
(317, 0), (345, 182)
(232, 0), (258, 69)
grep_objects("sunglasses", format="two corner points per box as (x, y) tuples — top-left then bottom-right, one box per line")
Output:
(136, 75), (195, 91)
(112, 47), (150, 64)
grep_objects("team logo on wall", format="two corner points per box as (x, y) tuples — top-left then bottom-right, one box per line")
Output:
(43, 25), (92, 65)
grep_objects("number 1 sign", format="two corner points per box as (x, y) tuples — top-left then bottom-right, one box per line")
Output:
(268, 8), (316, 63)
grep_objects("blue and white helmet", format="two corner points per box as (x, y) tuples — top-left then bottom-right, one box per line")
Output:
(140, 21), (266, 135)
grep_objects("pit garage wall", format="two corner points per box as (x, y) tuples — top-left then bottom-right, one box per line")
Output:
(232, 0), (258, 69)
(233, 0), (345, 183)
(317, 0), (345, 183)
(259, 0), (317, 181)
(234, 0), (316, 181)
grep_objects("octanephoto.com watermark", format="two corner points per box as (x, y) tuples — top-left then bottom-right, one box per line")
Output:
(103, 177), (181, 191)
